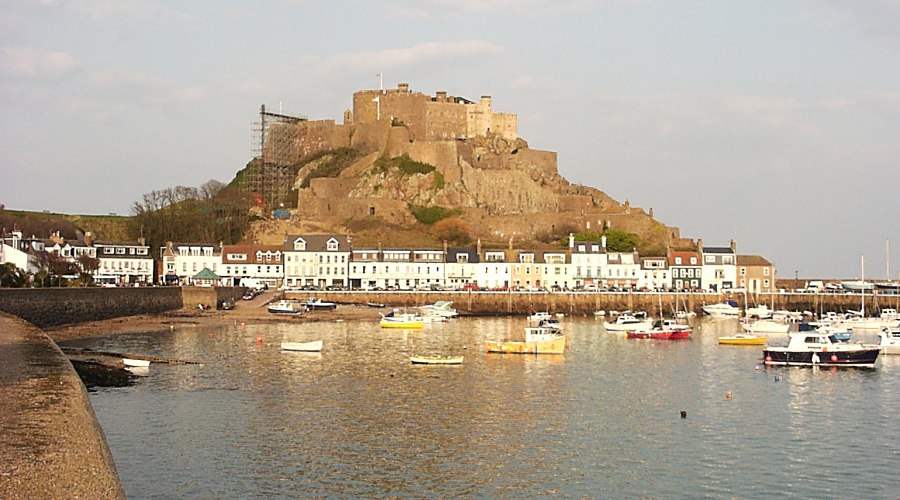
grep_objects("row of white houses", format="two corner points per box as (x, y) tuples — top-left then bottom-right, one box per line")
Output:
(2, 229), (775, 293)
(160, 234), (775, 293)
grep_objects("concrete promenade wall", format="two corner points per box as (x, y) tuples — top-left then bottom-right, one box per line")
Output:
(0, 313), (125, 498)
(0, 287), (184, 329)
(0, 287), (246, 329)
(288, 290), (900, 316)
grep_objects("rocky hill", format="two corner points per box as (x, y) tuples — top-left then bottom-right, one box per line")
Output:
(243, 83), (689, 253)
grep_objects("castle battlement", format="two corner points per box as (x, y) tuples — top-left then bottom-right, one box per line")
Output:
(351, 83), (517, 142)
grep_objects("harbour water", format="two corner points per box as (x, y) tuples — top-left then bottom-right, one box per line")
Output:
(66, 315), (900, 498)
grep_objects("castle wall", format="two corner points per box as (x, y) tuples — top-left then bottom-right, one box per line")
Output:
(424, 101), (467, 141)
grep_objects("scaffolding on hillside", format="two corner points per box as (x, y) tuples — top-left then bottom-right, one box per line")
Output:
(248, 104), (307, 209)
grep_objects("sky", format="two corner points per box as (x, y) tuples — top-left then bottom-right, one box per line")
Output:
(1, 0), (898, 280)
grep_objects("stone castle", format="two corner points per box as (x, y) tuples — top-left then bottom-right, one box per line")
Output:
(271, 82), (686, 248)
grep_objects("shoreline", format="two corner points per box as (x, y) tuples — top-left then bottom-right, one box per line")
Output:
(43, 301), (388, 342)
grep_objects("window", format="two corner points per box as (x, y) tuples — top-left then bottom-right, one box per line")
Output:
(690, 257), (697, 265)
(675, 257), (682, 265)
(740, 267), (746, 276)
(764, 268), (770, 276)
(705, 255), (715, 263)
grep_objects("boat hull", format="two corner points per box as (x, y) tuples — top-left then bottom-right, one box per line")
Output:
(379, 320), (425, 329)
(410, 355), (464, 365)
(485, 335), (566, 354)
(626, 329), (691, 340)
(718, 336), (767, 345)
(762, 348), (880, 367)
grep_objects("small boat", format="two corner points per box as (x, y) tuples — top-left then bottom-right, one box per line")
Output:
(702, 300), (741, 318)
(485, 323), (566, 355)
(745, 304), (773, 319)
(603, 313), (652, 332)
(418, 300), (459, 319)
(410, 355), (464, 365)
(366, 302), (385, 308)
(718, 333), (767, 345)
(876, 327), (900, 355)
(762, 331), (881, 367)
(267, 300), (305, 314)
(593, 310), (606, 317)
(280, 340), (323, 352)
(527, 311), (553, 323)
(379, 310), (425, 329)
(304, 298), (337, 311)
(626, 319), (691, 340)
(741, 319), (791, 335)
(123, 358), (150, 368)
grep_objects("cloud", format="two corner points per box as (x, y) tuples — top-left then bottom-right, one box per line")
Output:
(0, 46), (78, 78)
(309, 40), (504, 72)
(87, 68), (208, 106)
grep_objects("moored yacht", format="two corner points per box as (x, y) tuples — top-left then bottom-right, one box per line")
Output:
(702, 300), (741, 318)
(762, 331), (880, 367)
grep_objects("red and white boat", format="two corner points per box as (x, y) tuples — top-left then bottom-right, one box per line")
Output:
(626, 319), (692, 340)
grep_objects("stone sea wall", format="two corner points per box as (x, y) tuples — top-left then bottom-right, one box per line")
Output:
(0, 313), (125, 498)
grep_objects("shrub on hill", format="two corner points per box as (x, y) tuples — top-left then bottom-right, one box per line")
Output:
(410, 205), (462, 225)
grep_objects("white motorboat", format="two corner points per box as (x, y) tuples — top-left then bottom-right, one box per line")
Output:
(419, 300), (458, 318)
(876, 327), (900, 355)
(268, 300), (305, 314)
(702, 300), (741, 318)
(603, 313), (652, 332)
(741, 319), (791, 335)
(304, 298), (337, 310)
(745, 304), (773, 319)
(281, 340), (324, 352)
(527, 311), (553, 323)
(123, 358), (150, 368)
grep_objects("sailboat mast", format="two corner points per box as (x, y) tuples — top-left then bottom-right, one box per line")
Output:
(861, 254), (865, 317)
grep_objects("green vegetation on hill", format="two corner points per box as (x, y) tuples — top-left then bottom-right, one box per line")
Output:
(299, 147), (364, 188)
(409, 205), (462, 225)
(374, 154), (436, 176)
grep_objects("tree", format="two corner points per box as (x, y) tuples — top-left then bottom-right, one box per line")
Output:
(0, 263), (27, 288)
(604, 229), (639, 252)
(75, 254), (101, 286)
(432, 218), (472, 246)
(46, 252), (73, 286)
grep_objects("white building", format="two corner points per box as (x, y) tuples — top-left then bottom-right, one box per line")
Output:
(160, 242), (222, 285)
(0, 229), (44, 275)
(283, 234), (351, 288)
(94, 240), (154, 285)
(699, 240), (738, 292)
(221, 244), (284, 287)
(605, 251), (640, 289)
(569, 234), (608, 289)
(638, 256), (670, 291)
(349, 245), (445, 290)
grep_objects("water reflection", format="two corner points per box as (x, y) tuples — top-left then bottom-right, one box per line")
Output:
(69, 316), (900, 498)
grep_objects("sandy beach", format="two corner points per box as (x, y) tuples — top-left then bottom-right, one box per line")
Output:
(44, 294), (385, 342)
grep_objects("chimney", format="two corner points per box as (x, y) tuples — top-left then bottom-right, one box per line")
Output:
(476, 238), (482, 256)
(84, 231), (94, 246)
(398, 82), (409, 93)
(435, 91), (447, 102)
(509, 236), (514, 250)
(568, 233), (575, 249)
(697, 239), (703, 253)
(601, 235), (607, 249)
(50, 230), (64, 245)
(443, 240), (448, 255)
(730, 239), (736, 252)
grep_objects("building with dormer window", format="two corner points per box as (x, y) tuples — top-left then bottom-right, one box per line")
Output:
(220, 244), (284, 287)
(283, 234), (351, 288)
(569, 234), (608, 289)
